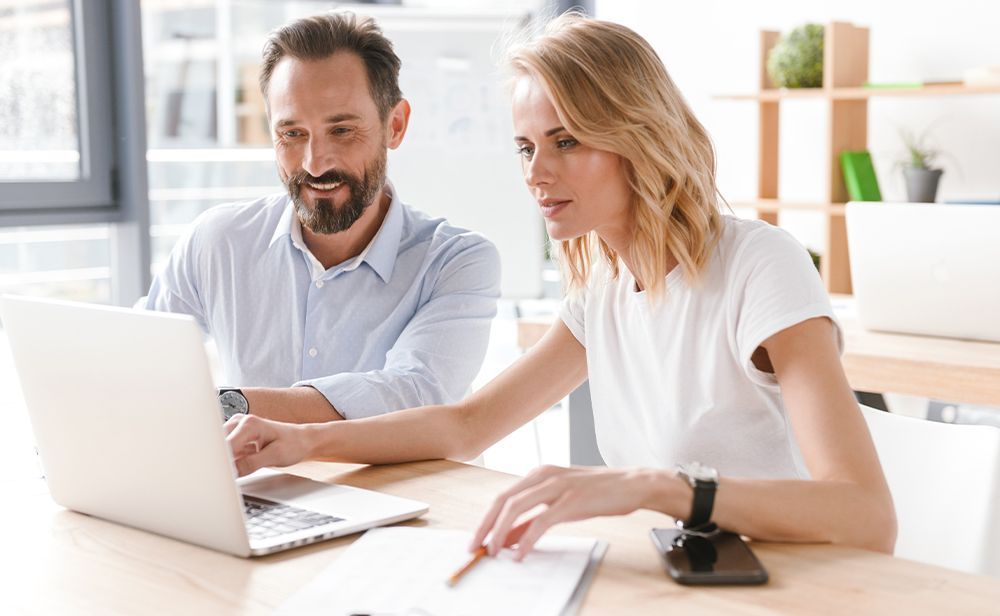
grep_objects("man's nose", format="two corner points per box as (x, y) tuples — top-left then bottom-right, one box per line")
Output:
(302, 138), (337, 178)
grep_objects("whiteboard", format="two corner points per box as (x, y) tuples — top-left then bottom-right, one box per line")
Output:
(374, 9), (544, 299)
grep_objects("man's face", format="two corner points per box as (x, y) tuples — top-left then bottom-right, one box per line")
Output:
(267, 52), (389, 234)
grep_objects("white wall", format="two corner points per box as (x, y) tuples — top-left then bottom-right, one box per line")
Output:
(596, 0), (1000, 252)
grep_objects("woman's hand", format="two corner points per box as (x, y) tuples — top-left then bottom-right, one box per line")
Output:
(470, 465), (675, 560)
(224, 414), (312, 476)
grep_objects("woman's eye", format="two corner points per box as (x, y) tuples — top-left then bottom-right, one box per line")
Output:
(516, 145), (535, 159)
(556, 138), (578, 149)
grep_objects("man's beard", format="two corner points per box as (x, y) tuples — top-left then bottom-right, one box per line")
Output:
(285, 149), (387, 235)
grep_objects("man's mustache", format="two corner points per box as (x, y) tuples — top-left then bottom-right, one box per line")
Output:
(287, 169), (359, 191)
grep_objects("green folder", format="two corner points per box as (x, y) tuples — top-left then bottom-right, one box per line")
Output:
(839, 150), (882, 201)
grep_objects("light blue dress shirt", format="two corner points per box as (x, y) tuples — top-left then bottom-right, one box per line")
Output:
(144, 182), (501, 419)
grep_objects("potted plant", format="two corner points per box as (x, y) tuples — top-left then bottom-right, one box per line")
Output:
(766, 24), (824, 88)
(899, 129), (943, 203)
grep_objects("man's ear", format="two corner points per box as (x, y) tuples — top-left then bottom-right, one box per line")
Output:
(385, 99), (411, 150)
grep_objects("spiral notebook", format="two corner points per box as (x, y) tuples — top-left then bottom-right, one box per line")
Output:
(277, 527), (608, 616)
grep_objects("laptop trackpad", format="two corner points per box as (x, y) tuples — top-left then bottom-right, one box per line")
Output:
(237, 468), (413, 520)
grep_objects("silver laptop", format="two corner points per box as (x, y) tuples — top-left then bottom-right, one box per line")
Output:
(0, 295), (428, 557)
(846, 201), (1000, 342)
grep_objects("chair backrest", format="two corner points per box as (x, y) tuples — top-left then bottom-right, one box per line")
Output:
(860, 405), (1000, 577)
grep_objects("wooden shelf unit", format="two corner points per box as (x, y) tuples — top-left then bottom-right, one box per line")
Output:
(745, 22), (870, 293)
(721, 22), (1000, 294)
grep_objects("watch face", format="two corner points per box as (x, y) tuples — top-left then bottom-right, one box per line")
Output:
(680, 462), (719, 483)
(219, 390), (248, 420)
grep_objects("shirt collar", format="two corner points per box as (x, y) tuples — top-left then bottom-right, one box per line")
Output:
(361, 181), (403, 283)
(267, 181), (403, 284)
(268, 198), (296, 249)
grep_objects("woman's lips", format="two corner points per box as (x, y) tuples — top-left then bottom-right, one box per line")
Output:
(540, 200), (570, 218)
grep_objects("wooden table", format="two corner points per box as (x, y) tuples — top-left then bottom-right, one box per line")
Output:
(9, 459), (1000, 614)
(517, 312), (1000, 407)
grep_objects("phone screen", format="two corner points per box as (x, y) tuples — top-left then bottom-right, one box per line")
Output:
(650, 528), (768, 585)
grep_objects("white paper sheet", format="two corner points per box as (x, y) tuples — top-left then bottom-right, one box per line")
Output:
(277, 527), (602, 616)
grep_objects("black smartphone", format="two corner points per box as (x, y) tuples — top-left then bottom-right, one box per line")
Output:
(649, 527), (768, 585)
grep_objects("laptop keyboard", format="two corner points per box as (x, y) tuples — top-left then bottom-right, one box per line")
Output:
(243, 495), (344, 542)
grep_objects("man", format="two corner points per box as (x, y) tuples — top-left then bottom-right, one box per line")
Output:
(143, 12), (501, 423)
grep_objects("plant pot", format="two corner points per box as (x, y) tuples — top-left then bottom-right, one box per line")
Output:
(903, 167), (943, 203)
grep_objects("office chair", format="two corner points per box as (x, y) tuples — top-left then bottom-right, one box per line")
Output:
(860, 405), (1000, 578)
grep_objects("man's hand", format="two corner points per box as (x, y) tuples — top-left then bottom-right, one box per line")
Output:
(224, 414), (313, 476)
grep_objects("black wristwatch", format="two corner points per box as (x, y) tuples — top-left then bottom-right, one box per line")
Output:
(218, 388), (249, 422)
(676, 462), (719, 531)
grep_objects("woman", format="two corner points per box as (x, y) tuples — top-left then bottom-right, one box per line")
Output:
(226, 13), (897, 560)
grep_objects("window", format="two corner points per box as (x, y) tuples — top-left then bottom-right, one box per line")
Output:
(141, 0), (285, 274)
(0, 0), (115, 218)
(0, 0), (79, 181)
(0, 1), (123, 304)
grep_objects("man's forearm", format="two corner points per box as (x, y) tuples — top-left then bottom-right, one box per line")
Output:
(242, 386), (345, 423)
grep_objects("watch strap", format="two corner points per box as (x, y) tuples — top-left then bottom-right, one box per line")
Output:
(684, 478), (717, 529)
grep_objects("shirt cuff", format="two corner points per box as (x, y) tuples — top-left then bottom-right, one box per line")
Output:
(558, 305), (585, 346)
(293, 372), (420, 421)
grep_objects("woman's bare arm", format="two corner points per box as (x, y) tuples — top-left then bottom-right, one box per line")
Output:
(474, 317), (897, 557)
(226, 321), (587, 473)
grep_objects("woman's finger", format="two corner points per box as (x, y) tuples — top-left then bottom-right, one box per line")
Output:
(486, 477), (566, 556)
(501, 519), (531, 548)
(234, 449), (269, 477)
(469, 466), (567, 551)
(513, 494), (575, 560)
(226, 415), (266, 460)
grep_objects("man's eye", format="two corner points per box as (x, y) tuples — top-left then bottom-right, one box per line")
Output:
(333, 127), (353, 135)
(282, 130), (303, 138)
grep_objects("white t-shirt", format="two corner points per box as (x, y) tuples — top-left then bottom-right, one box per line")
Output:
(560, 216), (842, 479)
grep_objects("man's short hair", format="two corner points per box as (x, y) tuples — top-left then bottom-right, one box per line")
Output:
(259, 12), (403, 120)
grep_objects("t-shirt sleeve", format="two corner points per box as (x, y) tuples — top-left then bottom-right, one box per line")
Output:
(559, 287), (587, 346)
(729, 226), (844, 388)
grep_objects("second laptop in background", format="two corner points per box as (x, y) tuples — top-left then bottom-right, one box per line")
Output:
(846, 201), (1000, 342)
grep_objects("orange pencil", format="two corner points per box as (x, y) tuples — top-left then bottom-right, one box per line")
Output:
(447, 545), (489, 587)
(448, 523), (529, 586)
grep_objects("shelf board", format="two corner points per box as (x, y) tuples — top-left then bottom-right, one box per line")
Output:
(729, 199), (847, 216)
(716, 83), (1000, 102)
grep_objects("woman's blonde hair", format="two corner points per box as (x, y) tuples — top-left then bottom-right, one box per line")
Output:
(506, 13), (722, 298)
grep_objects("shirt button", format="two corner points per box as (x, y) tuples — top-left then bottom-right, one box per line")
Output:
(308, 348), (318, 358)
(315, 280), (324, 288)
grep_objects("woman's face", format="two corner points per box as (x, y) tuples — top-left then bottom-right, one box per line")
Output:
(511, 75), (632, 244)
